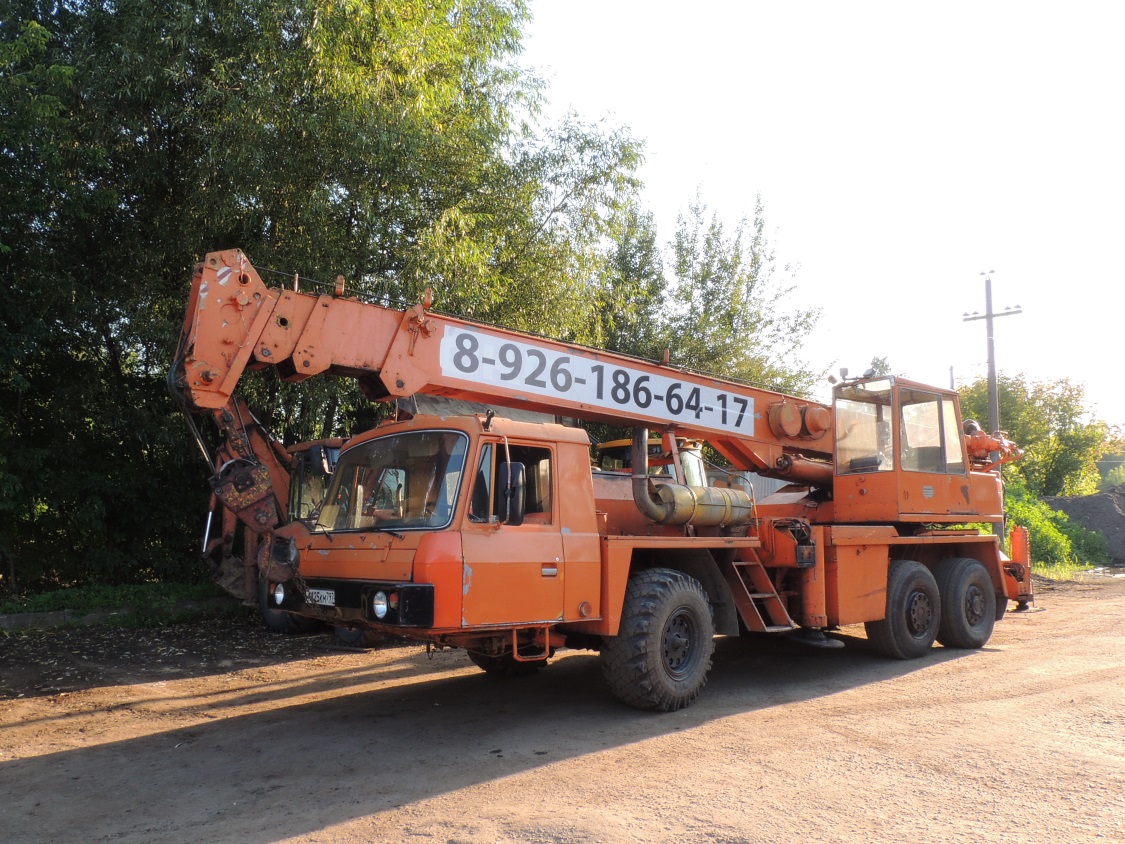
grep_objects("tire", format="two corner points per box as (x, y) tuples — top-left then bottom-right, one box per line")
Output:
(995, 595), (1008, 622)
(257, 577), (320, 635)
(334, 625), (384, 648)
(601, 568), (715, 712)
(865, 560), (940, 660)
(933, 557), (997, 649)
(466, 649), (546, 677)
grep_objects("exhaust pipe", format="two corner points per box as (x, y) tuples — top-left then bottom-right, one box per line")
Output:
(631, 429), (754, 527)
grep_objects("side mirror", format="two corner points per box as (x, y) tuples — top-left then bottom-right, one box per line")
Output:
(307, 445), (333, 477)
(497, 462), (526, 526)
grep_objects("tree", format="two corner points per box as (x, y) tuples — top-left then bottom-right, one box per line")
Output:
(410, 115), (643, 342)
(1, 2), (823, 596)
(959, 374), (1123, 497)
(0, 0), (645, 593)
(665, 194), (820, 394)
(592, 199), (668, 358)
(868, 356), (893, 376)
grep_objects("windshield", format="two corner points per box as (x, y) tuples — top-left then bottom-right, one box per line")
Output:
(314, 430), (468, 532)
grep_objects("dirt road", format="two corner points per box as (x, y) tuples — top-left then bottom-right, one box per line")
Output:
(2, 575), (1124, 844)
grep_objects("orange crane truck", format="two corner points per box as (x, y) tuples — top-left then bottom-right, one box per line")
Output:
(170, 249), (1033, 711)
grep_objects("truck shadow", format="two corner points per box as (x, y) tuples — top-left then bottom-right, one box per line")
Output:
(0, 628), (981, 844)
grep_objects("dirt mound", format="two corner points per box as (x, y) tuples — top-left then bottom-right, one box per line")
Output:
(1044, 484), (1125, 563)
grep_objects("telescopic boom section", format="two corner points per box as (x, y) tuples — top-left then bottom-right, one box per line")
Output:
(171, 250), (834, 484)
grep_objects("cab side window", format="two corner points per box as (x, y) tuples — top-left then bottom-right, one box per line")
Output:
(507, 445), (552, 523)
(899, 389), (966, 475)
(469, 442), (553, 524)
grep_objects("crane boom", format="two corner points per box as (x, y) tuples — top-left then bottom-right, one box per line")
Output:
(172, 249), (834, 484)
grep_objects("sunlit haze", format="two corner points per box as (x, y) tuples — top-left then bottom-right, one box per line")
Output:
(522, 1), (1125, 425)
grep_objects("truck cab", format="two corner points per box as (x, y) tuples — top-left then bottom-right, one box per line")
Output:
(266, 414), (604, 644)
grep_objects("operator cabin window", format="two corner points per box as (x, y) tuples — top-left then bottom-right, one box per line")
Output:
(835, 380), (895, 473)
(468, 443), (553, 524)
(898, 389), (966, 474)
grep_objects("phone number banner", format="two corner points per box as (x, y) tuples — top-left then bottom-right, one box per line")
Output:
(438, 326), (755, 436)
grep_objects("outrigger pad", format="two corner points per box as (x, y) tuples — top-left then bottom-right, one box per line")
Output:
(787, 628), (846, 649)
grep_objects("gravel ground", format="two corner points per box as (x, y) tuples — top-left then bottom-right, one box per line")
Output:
(1, 573), (1123, 844)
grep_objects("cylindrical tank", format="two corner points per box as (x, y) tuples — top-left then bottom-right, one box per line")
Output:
(650, 482), (754, 527)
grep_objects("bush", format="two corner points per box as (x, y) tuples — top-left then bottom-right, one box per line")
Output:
(1004, 476), (1108, 568)
(1099, 463), (1125, 491)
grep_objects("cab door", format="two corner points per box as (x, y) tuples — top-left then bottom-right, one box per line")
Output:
(460, 441), (565, 625)
(897, 387), (974, 517)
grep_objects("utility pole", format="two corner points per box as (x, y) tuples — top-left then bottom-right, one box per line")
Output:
(962, 271), (1022, 435)
(963, 271), (1022, 539)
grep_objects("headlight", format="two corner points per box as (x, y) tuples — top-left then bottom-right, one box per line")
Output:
(273, 583), (286, 606)
(371, 591), (388, 620)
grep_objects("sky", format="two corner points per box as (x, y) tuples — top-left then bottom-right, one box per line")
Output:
(520, 1), (1125, 426)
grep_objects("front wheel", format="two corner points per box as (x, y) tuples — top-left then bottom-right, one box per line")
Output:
(601, 568), (715, 711)
(466, 649), (546, 677)
(334, 625), (385, 649)
(933, 557), (997, 649)
(865, 560), (940, 660)
(258, 577), (320, 635)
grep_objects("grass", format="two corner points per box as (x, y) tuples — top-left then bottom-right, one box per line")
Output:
(1031, 560), (1096, 581)
(0, 582), (246, 628)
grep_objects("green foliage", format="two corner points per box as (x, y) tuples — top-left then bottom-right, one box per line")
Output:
(961, 375), (1117, 570)
(592, 200), (668, 358)
(0, 581), (245, 628)
(868, 356), (892, 376)
(0, 581), (225, 615)
(580, 191), (820, 446)
(1004, 475), (1109, 568)
(960, 374), (1123, 497)
(1098, 459), (1125, 491)
(411, 115), (644, 342)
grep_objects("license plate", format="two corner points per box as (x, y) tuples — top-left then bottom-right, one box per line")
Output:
(306, 588), (336, 607)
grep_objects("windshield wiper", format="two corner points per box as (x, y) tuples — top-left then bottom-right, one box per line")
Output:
(371, 526), (405, 540)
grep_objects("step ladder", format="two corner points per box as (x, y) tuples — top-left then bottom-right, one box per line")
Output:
(723, 558), (795, 633)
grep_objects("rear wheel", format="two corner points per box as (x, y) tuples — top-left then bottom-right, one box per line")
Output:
(933, 557), (997, 649)
(601, 568), (715, 711)
(865, 560), (940, 659)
